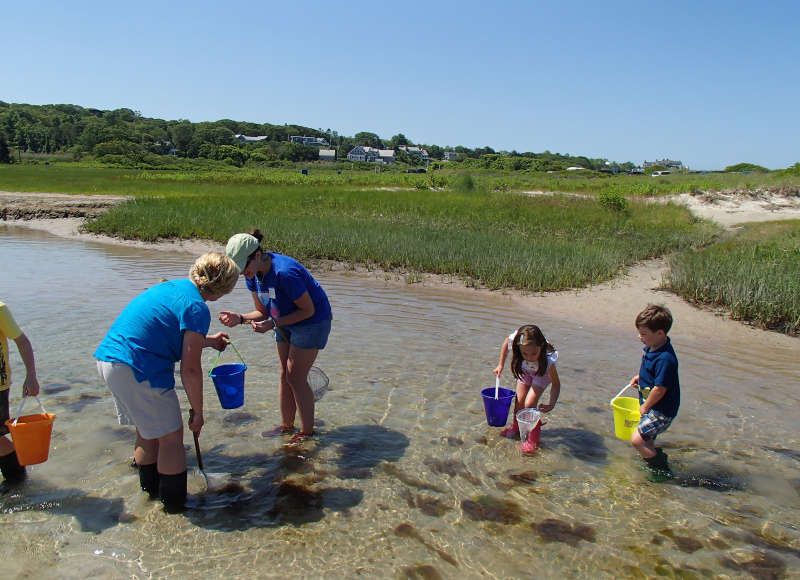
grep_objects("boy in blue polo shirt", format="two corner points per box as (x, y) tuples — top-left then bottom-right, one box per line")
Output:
(630, 304), (680, 482)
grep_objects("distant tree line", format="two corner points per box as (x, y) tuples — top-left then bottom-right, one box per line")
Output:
(0, 101), (635, 171)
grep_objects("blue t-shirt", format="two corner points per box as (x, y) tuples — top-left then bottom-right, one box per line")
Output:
(245, 253), (332, 325)
(94, 279), (211, 389)
(638, 337), (680, 418)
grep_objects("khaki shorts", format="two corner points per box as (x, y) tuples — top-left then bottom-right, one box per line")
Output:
(96, 361), (182, 440)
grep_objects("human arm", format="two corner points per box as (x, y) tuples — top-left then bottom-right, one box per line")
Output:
(180, 330), (206, 434)
(538, 365), (560, 413)
(251, 291), (315, 334)
(493, 337), (510, 377)
(13, 333), (40, 397)
(219, 291), (269, 327)
(640, 385), (667, 415)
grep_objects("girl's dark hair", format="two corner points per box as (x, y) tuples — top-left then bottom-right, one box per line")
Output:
(510, 325), (554, 380)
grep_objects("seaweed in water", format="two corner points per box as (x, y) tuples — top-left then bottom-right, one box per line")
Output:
(461, 495), (521, 524)
(222, 412), (259, 426)
(399, 564), (443, 580)
(720, 551), (786, 580)
(423, 457), (480, 485)
(394, 523), (457, 566)
(531, 518), (596, 546)
(381, 463), (446, 493)
(398, 489), (450, 517)
(658, 528), (703, 553)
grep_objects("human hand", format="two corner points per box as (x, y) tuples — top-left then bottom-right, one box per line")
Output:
(538, 402), (555, 413)
(631, 375), (639, 386)
(250, 319), (273, 334)
(218, 311), (240, 328)
(639, 405), (649, 415)
(493, 365), (502, 377)
(188, 409), (204, 434)
(23, 376), (40, 397)
(206, 332), (230, 351)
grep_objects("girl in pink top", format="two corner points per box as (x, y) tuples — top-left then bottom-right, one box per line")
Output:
(494, 325), (561, 452)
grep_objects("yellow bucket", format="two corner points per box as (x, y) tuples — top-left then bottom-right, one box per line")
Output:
(610, 396), (640, 440)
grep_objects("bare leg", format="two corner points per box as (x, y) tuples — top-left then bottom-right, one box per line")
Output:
(286, 345), (318, 434)
(631, 429), (657, 459)
(156, 428), (186, 475)
(134, 429), (159, 466)
(276, 341), (297, 428)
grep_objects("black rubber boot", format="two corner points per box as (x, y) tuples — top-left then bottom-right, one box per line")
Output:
(159, 471), (187, 514)
(0, 451), (27, 486)
(138, 463), (159, 499)
(644, 448), (673, 482)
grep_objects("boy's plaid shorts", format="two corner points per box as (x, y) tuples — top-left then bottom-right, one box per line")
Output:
(637, 409), (673, 441)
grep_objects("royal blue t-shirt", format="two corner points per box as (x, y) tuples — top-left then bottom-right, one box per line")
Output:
(94, 279), (211, 389)
(245, 253), (331, 325)
(638, 337), (680, 418)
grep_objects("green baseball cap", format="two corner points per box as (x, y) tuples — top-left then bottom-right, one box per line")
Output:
(225, 233), (260, 273)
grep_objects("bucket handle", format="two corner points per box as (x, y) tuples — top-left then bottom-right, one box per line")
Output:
(610, 382), (635, 404)
(208, 338), (247, 376)
(11, 395), (49, 426)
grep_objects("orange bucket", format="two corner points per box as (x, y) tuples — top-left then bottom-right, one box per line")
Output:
(5, 397), (55, 466)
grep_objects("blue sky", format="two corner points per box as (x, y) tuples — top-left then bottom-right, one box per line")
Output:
(3, 1), (798, 170)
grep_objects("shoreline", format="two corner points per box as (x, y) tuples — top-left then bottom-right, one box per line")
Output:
(2, 190), (798, 344)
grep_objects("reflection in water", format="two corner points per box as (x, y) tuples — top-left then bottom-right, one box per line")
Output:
(2, 224), (800, 578)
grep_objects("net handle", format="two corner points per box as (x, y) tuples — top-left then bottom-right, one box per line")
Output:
(11, 395), (48, 426)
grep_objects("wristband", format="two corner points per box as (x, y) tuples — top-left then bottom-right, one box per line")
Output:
(240, 314), (247, 325)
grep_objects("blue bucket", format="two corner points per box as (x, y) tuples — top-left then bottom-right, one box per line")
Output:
(481, 387), (516, 427)
(210, 363), (246, 409)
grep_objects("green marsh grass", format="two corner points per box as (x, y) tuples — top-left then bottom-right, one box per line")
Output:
(83, 186), (718, 292)
(667, 220), (800, 334)
(2, 164), (799, 199)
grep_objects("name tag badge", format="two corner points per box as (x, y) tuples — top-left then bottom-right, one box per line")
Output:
(268, 287), (277, 300)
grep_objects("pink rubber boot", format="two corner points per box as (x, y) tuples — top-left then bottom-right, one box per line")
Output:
(518, 421), (542, 453)
(500, 406), (520, 439)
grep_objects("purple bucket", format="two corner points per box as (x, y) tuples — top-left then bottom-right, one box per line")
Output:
(481, 387), (516, 427)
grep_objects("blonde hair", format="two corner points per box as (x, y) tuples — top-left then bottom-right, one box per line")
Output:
(190, 252), (239, 297)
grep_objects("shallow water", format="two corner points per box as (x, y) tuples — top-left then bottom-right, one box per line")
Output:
(1, 223), (799, 579)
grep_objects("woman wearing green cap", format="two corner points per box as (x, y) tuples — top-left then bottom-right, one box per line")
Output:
(220, 230), (332, 444)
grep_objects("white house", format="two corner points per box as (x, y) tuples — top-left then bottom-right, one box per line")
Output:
(290, 135), (330, 147)
(443, 151), (459, 161)
(347, 146), (380, 162)
(235, 134), (268, 143)
(397, 145), (430, 162)
(378, 149), (396, 164)
(318, 149), (336, 162)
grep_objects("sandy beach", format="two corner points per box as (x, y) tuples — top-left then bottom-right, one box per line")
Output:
(2, 188), (799, 345)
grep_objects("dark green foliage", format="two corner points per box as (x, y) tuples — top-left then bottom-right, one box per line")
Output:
(598, 189), (629, 212)
(0, 132), (9, 163)
(724, 162), (770, 172)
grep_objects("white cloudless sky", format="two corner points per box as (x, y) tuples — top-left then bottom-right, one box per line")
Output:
(2, 0), (798, 169)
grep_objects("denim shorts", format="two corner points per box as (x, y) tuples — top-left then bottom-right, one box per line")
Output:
(275, 319), (332, 350)
(637, 409), (673, 441)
